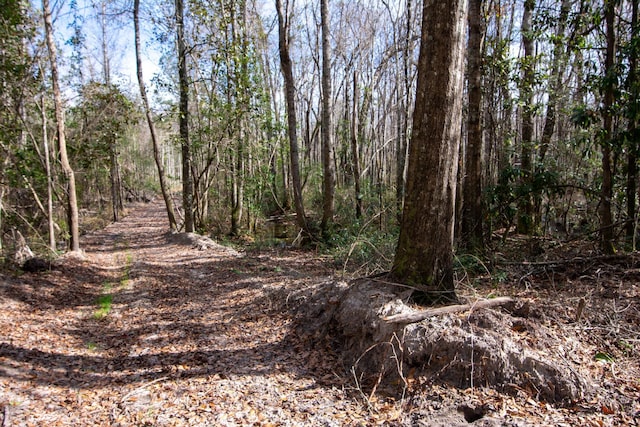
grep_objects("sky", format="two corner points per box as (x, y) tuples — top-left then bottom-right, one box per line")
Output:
(44, 0), (162, 98)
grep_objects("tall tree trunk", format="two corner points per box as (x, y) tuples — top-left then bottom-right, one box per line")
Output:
(110, 141), (123, 222)
(176, 0), (194, 232)
(276, 0), (310, 236)
(231, 134), (244, 236)
(134, 0), (177, 231)
(538, 0), (570, 164)
(98, 0), (122, 222)
(600, 0), (616, 254)
(517, 0), (535, 234)
(395, 0), (413, 218)
(43, 0), (80, 252)
(41, 92), (56, 251)
(351, 71), (362, 219)
(535, 0), (570, 230)
(99, 0), (110, 86)
(320, 0), (335, 236)
(391, 0), (468, 303)
(461, 0), (485, 251)
(625, 0), (638, 246)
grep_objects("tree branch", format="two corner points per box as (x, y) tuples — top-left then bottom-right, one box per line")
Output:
(383, 296), (513, 324)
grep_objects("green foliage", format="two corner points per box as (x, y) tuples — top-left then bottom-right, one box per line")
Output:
(93, 294), (112, 320)
(325, 184), (399, 275)
(594, 351), (615, 363)
(69, 82), (138, 167)
(487, 164), (562, 232)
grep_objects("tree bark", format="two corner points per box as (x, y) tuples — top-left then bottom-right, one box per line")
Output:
(625, 0), (638, 246)
(320, 0), (336, 236)
(516, 0), (535, 234)
(176, 0), (194, 232)
(391, 0), (468, 303)
(43, 0), (81, 252)
(600, 0), (616, 254)
(395, 0), (413, 219)
(538, 0), (570, 165)
(275, 0), (310, 236)
(461, 0), (485, 251)
(134, 0), (177, 231)
(110, 141), (123, 222)
(351, 71), (362, 219)
(41, 92), (56, 251)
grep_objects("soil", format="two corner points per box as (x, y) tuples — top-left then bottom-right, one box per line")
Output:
(1, 200), (639, 426)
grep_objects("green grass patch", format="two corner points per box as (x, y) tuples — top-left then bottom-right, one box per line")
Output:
(93, 294), (113, 320)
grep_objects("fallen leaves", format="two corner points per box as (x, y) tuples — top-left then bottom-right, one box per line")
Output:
(1, 201), (638, 426)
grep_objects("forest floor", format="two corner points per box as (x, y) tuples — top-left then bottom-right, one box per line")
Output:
(1, 200), (639, 426)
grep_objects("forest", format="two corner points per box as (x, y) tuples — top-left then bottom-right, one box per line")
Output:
(0, 0), (637, 263)
(0, 0), (639, 425)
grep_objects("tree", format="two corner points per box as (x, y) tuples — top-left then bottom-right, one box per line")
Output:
(320, 0), (336, 236)
(391, 0), (468, 302)
(516, 0), (535, 234)
(625, 0), (639, 245)
(275, 0), (310, 236)
(134, 0), (177, 231)
(460, 0), (485, 251)
(43, 0), (81, 252)
(600, 0), (616, 254)
(176, 0), (194, 232)
(70, 82), (135, 222)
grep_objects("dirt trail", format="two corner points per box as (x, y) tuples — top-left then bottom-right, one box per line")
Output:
(2, 201), (639, 426)
(0, 201), (364, 426)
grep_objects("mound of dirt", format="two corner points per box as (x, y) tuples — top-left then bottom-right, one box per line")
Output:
(297, 278), (593, 404)
(164, 231), (239, 254)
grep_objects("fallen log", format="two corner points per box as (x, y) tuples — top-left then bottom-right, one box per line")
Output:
(383, 296), (513, 324)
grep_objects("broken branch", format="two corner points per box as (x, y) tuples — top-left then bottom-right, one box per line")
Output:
(383, 296), (513, 324)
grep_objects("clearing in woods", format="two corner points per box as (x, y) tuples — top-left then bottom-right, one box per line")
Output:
(0, 200), (638, 426)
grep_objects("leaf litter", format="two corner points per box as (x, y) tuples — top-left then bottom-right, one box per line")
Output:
(0, 201), (638, 426)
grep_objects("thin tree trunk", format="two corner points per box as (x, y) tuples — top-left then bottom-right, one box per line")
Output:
(99, 0), (122, 223)
(625, 0), (638, 245)
(391, 0), (468, 303)
(43, 0), (80, 252)
(176, 0), (194, 232)
(99, 0), (110, 86)
(110, 141), (122, 222)
(320, 0), (335, 236)
(351, 71), (362, 218)
(396, 0), (412, 219)
(134, 0), (177, 231)
(41, 93), (56, 251)
(517, 0), (535, 234)
(231, 135), (244, 236)
(600, 0), (616, 254)
(461, 0), (485, 251)
(538, 0), (570, 164)
(276, 0), (310, 236)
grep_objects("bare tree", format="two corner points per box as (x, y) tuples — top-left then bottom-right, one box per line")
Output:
(600, 0), (616, 254)
(43, 0), (81, 252)
(320, 0), (335, 236)
(134, 0), (177, 231)
(516, 0), (535, 234)
(275, 0), (310, 236)
(176, 0), (194, 232)
(625, 0), (638, 245)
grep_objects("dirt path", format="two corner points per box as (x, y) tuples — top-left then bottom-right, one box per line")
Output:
(0, 201), (365, 426)
(2, 201), (640, 426)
